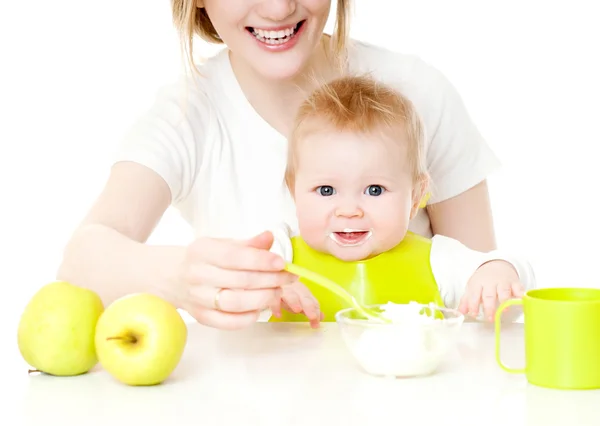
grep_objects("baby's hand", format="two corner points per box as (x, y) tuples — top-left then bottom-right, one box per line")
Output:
(270, 279), (324, 328)
(458, 260), (525, 322)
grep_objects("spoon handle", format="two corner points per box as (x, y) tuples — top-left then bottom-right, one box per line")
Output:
(284, 263), (385, 322)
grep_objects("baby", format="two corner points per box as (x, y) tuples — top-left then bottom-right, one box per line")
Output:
(267, 75), (536, 328)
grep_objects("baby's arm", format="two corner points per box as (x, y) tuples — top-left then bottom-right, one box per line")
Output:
(430, 235), (536, 318)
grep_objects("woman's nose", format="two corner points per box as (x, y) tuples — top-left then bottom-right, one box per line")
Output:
(257, 0), (296, 22)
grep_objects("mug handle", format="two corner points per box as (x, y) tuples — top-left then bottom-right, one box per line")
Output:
(494, 298), (526, 374)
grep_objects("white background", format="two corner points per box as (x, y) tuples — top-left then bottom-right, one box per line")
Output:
(1, 0), (598, 343)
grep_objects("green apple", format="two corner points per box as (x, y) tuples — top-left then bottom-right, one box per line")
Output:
(17, 280), (104, 376)
(95, 293), (188, 386)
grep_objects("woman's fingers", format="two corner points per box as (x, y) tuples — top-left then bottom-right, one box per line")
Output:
(180, 232), (299, 329)
(185, 262), (295, 290)
(189, 285), (278, 313)
(189, 234), (286, 272)
(189, 308), (263, 331)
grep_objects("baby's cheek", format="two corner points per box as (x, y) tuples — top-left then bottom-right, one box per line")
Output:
(296, 206), (328, 249)
(375, 208), (412, 249)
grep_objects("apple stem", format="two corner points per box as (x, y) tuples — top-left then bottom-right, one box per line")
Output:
(106, 335), (137, 343)
(28, 369), (41, 374)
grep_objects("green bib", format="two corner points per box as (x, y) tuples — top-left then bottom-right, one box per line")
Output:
(269, 231), (444, 323)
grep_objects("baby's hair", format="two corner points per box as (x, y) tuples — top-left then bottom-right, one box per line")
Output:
(285, 75), (429, 193)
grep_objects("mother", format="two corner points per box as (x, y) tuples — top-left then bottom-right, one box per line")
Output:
(57, 0), (500, 330)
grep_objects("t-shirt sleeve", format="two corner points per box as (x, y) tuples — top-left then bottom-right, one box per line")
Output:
(112, 79), (213, 205)
(413, 60), (502, 204)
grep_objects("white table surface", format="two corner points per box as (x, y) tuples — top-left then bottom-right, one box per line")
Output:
(6, 321), (600, 426)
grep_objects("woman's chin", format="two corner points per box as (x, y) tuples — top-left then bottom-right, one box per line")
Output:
(248, 55), (312, 82)
(238, 30), (322, 82)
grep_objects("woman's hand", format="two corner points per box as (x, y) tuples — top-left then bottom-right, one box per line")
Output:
(179, 231), (296, 330)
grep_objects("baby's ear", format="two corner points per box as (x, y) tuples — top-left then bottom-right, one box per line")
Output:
(410, 176), (430, 219)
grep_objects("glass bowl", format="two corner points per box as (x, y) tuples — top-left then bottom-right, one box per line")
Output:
(335, 303), (464, 378)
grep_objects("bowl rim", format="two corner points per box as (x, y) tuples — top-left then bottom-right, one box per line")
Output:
(334, 303), (465, 328)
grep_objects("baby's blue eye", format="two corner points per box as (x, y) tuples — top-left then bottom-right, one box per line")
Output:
(365, 185), (385, 196)
(316, 186), (335, 196)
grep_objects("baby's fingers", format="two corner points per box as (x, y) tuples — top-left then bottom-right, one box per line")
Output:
(482, 283), (498, 321)
(289, 284), (321, 328)
(281, 290), (302, 314)
(299, 295), (322, 328)
(497, 280), (514, 304)
(466, 283), (483, 316)
(511, 281), (525, 298)
(268, 288), (283, 318)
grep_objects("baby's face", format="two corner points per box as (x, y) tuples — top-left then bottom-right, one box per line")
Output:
(293, 129), (422, 261)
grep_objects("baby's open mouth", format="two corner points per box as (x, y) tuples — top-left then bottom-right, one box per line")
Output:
(246, 20), (305, 45)
(330, 229), (372, 247)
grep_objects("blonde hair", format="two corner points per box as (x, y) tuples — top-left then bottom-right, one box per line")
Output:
(285, 75), (429, 193)
(171, 0), (351, 74)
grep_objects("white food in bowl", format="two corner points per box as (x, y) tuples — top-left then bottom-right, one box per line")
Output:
(340, 302), (462, 377)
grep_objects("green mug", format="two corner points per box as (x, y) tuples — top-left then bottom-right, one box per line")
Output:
(495, 287), (600, 390)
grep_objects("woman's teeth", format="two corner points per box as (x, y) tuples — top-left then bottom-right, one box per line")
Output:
(250, 23), (300, 45)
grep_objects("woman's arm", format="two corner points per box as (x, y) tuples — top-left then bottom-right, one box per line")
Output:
(56, 161), (187, 308)
(57, 78), (210, 308)
(427, 180), (497, 252)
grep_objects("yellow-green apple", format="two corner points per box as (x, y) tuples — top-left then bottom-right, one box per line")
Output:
(17, 281), (104, 376)
(94, 293), (188, 386)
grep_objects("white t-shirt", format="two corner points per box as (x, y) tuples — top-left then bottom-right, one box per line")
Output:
(114, 40), (501, 241)
(270, 224), (537, 316)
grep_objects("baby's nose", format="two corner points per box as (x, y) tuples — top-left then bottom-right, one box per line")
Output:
(334, 205), (364, 218)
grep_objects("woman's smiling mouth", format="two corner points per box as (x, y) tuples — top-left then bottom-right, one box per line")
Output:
(246, 20), (306, 50)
